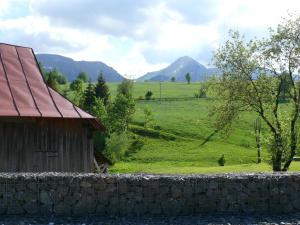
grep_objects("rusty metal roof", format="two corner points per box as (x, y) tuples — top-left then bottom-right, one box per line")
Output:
(0, 43), (104, 130)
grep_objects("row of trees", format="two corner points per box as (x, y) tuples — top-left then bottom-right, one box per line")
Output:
(169, 73), (191, 84)
(38, 64), (135, 164)
(68, 73), (135, 163)
(39, 63), (68, 90)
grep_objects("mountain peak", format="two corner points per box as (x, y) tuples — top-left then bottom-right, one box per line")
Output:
(138, 56), (215, 82)
(176, 56), (195, 61)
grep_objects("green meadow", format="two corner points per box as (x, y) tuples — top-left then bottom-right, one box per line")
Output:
(106, 82), (300, 174)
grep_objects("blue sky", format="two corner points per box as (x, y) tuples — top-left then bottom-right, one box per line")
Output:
(0, 0), (299, 78)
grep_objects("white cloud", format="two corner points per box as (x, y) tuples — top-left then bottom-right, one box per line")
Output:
(0, 0), (299, 78)
(0, 0), (11, 16)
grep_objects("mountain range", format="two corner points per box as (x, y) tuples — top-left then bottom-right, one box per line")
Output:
(36, 54), (219, 82)
(36, 54), (124, 82)
(138, 56), (219, 82)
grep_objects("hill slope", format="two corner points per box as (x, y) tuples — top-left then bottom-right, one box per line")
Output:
(36, 54), (124, 82)
(138, 56), (219, 82)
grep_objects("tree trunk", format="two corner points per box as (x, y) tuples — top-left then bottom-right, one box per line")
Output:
(272, 134), (284, 171)
(282, 130), (297, 171)
(257, 143), (261, 163)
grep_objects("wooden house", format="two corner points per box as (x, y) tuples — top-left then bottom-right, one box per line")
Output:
(0, 43), (105, 172)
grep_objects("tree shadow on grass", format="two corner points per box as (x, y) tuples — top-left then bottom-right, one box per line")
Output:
(199, 130), (219, 146)
(125, 139), (145, 158)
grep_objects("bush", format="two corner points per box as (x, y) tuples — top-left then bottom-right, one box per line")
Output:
(145, 90), (153, 100)
(103, 132), (128, 164)
(218, 154), (226, 166)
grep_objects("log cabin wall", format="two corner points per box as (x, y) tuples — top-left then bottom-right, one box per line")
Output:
(0, 118), (94, 172)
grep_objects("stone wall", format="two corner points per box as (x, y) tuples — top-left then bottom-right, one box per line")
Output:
(0, 173), (300, 216)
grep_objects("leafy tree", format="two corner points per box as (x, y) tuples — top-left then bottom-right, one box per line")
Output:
(103, 132), (128, 164)
(92, 98), (108, 124)
(171, 76), (176, 82)
(77, 72), (89, 83)
(69, 79), (84, 106)
(195, 83), (208, 98)
(46, 71), (59, 91)
(70, 79), (84, 92)
(94, 79), (135, 164)
(145, 90), (153, 100)
(185, 73), (191, 84)
(95, 73), (110, 105)
(280, 73), (292, 102)
(83, 80), (95, 113)
(92, 98), (108, 153)
(144, 105), (155, 128)
(212, 15), (300, 171)
(107, 92), (135, 134)
(117, 79), (134, 97)
(48, 69), (67, 85)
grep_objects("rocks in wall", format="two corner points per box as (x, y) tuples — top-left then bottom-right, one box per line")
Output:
(0, 173), (299, 216)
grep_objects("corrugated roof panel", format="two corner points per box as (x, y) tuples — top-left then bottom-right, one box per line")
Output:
(0, 82), (18, 116)
(16, 47), (44, 83)
(0, 58), (6, 81)
(1, 51), (26, 82)
(29, 82), (61, 117)
(49, 88), (81, 118)
(0, 50), (18, 116)
(9, 81), (40, 116)
(75, 106), (93, 118)
(0, 43), (104, 130)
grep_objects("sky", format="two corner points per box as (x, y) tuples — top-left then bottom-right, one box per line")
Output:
(0, 0), (299, 78)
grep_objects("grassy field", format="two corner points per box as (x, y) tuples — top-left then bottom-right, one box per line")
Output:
(107, 82), (202, 99)
(105, 82), (300, 174)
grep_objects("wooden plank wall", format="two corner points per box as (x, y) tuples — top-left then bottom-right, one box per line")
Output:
(0, 118), (94, 172)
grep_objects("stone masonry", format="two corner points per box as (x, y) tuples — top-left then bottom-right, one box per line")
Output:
(0, 173), (299, 216)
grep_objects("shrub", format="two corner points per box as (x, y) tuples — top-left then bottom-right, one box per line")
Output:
(145, 90), (153, 100)
(103, 132), (128, 164)
(218, 154), (226, 166)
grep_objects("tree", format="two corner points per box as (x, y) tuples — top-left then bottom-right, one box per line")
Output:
(107, 92), (135, 134)
(77, 72), (89, 83)
(145, 90), (153, 100)
(98, 79), (135, 163)
(70, 79), (84, 92)
(95, 73), (110, 105)
(144, 105), (155, 128)
(70, 79), (84, 106)
(212, 15), (300, 171)
(48, 69), (67, 84)
(171, 76), (176, 82)
(46, 71), (59, 91)
(197, 82), (208, 98)
(108, 80), (135, 134)
(117, 79), (134, 97)
(83, 80), (95, 113)
(92, 98), (109, 154)
(185, 73), (191, 84)
(103, 132), (128, 164)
